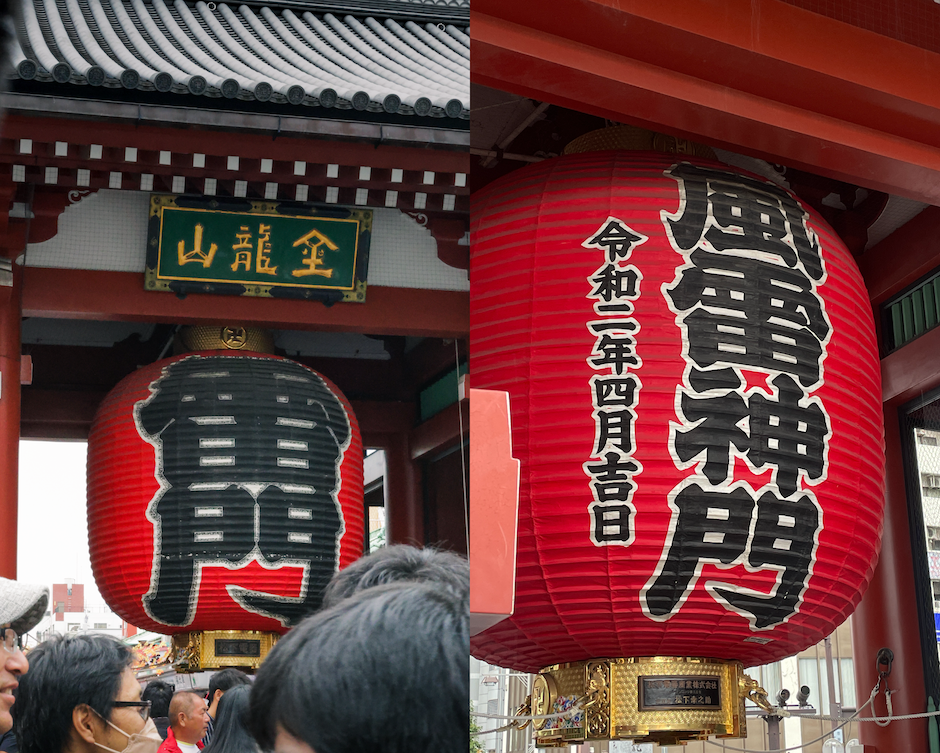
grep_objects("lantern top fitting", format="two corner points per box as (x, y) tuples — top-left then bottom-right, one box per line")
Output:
(563, 125), (717, 160)
(175, 325), (275, 354)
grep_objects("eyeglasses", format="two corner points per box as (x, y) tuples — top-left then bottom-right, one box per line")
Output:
(0, 627), (22, 654)
(112, 701), (152, 721)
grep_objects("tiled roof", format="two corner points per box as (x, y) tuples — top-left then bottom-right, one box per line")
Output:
(11, 0), (469, 118)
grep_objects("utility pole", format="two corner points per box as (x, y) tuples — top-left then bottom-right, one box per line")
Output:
(824, 635), (841, 733)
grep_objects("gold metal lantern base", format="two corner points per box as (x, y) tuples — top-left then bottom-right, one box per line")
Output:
(171, 630), (279, 672)
(527, 657), (765, 747)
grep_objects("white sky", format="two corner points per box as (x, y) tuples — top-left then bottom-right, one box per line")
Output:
(17, 440), (106, 606)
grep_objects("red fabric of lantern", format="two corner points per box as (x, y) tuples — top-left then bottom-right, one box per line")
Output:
(87, 351), (364, 634)
(469, 152), (884, 672)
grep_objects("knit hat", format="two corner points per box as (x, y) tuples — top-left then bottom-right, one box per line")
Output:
(0, 577), (48, 634)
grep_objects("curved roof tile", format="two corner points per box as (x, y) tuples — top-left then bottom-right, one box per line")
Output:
(11, 0), (469, 117)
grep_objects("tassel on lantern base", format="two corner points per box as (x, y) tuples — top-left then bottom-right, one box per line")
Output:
(171, 630), (279, 672)
(529, 657), (758, 747)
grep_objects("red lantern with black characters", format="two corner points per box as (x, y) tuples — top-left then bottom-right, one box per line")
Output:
(470, 147), (884, 743)
(87, 349), (364, 642)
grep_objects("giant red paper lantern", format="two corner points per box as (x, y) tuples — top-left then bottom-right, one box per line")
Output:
(87, 350), (364, 635)
(470, 150), (884, 672)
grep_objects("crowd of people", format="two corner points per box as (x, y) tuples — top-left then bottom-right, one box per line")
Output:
(0, 545), (470, 753)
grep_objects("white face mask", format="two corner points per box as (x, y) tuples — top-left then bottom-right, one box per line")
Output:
(93, 716), (163, 753)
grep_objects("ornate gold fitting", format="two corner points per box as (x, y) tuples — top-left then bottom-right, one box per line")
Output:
(511, 698), (533, 731)
(741, 674), (773, 713)
(174, 325), (275, 354)
(171, 630), (278, 672)
(563, 125), (717, 161)
(529, 657), (749, 747)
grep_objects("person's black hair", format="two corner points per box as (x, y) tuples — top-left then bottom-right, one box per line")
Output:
(321, 544), (469, 609)
(202, 686), (255, 753)
(12, 633), (134, 753)
(207, 668), (250, 707)
(249, 581), (469, 753)
(141, 680), (174, 719)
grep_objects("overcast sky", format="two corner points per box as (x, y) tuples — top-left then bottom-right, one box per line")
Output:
(18, 440), (106, 606)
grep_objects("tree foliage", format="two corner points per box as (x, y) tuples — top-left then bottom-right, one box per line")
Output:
(470, 703), (485, 753)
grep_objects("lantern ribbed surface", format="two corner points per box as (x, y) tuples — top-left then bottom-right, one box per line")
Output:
(469, 151), (884, 671)
(87, 351), (364, 634)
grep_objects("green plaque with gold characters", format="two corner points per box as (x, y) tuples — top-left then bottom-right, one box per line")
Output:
(145, 195), (371, 303)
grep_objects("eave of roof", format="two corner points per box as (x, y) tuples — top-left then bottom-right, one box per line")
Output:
(1, 90), (470, 148)
(10, 0), (469, 119)
(237, 0), (469, 23)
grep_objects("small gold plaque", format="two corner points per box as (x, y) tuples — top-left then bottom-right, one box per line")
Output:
(171, 630), (278, 672)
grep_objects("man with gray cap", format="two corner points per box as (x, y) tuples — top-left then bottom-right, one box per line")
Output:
(0, 576), (48, 735)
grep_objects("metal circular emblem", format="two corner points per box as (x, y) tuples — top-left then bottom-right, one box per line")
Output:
(532, 674), (557, 730)
(220, 326), (249, 350)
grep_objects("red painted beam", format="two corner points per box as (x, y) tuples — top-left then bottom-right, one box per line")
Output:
(860, 206), (940, 308)
(21, 267), (468, 338)
(476, 0), (940, 140)
(409, 398), (468, 460)
(472, 1), (940, 203)
(881, 325), (940, 405)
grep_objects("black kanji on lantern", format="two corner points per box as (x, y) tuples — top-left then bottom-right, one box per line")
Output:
(644, 484), (820, 628)
(710, 490), (820, 628)
(135, 355), (351, 627)
(590, 332), (639, 375)
(655, 162), (831, 628)
(591, 264), (640, 302)
(673, 373), (830, 494)
(748, 375), (829, 498)
(666, 248), (829, 388)
(644, 484), (755, 618)
(586, 452), (640, 504)
(592, 375), (639, 409)
(663, 162), (825, 281)
(673, 387), (749, 485)
(584, 217), (646, 262)
(583, 217), (646, 549)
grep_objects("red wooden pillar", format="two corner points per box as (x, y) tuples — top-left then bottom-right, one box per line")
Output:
(384, 434), (424, 546)
(852, 404), (927, 752)
(0, 257), (20, 578)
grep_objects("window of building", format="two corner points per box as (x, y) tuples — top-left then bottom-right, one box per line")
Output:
(93, 623), (108, 630)
(839, 658), (857, 710)
(921, 434), (939, 446)
(923, 474), (940, 489)
(798, 657), (856, 715)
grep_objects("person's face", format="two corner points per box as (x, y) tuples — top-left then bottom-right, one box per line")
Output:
(274, 725), (316, 753)
(179, 696), (209, 744)
(97, 668), (147, 751)
(0, 627), (28, 734)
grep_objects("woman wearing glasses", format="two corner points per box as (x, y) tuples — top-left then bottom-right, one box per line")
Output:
(12, 633), (162, 753)
(0, 576), (48, 738)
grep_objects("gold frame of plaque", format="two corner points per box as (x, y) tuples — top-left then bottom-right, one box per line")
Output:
(528, 657), (765, 747)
